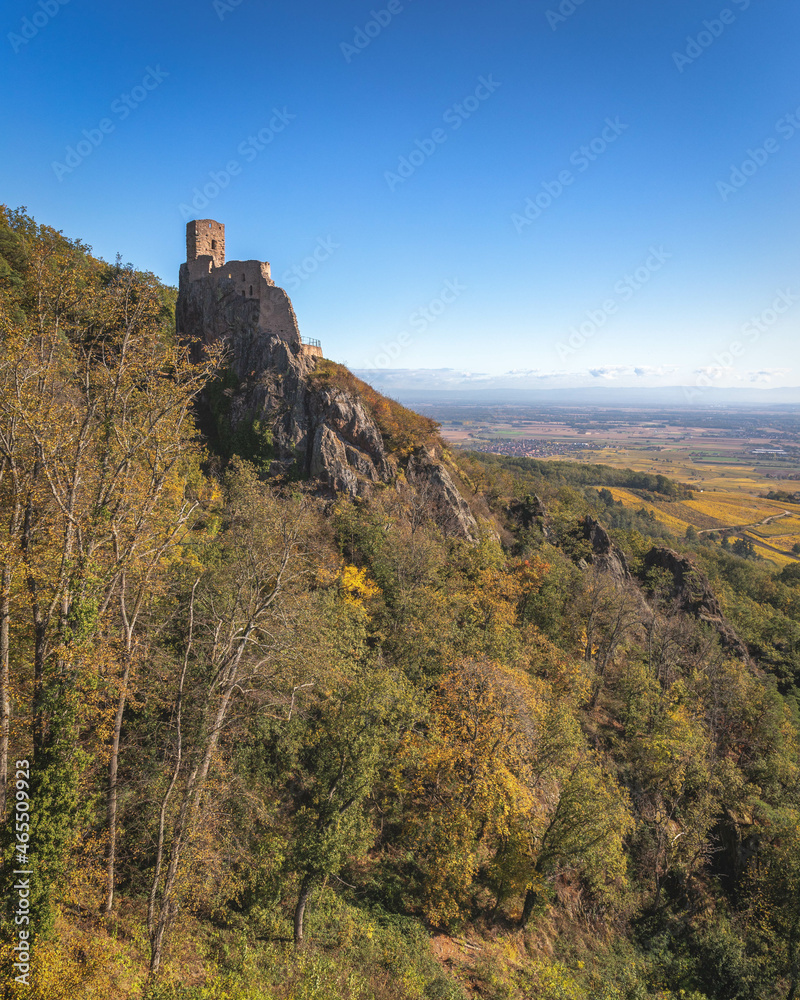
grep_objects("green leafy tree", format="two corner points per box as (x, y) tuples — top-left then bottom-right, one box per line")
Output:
(289, 666), (414, 945)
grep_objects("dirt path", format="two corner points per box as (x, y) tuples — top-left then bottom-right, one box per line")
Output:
(747, 535), (800, 561)
(697, 510), (791, 535)
(696, 509), (800, 561)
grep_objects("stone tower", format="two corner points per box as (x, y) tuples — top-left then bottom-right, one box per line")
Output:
(186, 219), (225, 269)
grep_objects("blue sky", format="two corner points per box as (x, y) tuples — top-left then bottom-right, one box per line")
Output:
(2, 0), (799, 389)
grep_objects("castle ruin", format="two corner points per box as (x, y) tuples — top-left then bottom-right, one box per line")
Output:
(176, 222), (478, 537)
(180, 219), (323, 359)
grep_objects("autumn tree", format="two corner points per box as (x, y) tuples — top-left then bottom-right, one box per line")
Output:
(574, 569), (646, 706)
(145, 463), (315, 975)
(396, 659), (544, 925)
(0, 206), (221, 931)
(743, 811), (800, 999)
(517, 753), (633, 926)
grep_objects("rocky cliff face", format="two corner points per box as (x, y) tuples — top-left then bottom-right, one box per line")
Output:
(643, 547), (751, 661)
(581, 516), (631, 583)
(176, 266), (479, 541)
(406, 450), (481, 542)
(506, 494), (558, 544)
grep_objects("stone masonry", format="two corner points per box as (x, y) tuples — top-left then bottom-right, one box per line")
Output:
(179, 219), (322, 359)
(186, 219), (225, 269)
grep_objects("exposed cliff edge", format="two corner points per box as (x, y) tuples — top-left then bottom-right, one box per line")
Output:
(510, 505), (748, 661)
(643, 546), (751, 661)
(581, 515), (631, 583)
(176, 263), (479, 540)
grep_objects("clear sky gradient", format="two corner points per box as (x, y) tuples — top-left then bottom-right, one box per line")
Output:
(2, 0), (799, 390)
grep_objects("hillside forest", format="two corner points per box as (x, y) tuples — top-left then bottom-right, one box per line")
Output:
(0, 206), (799, 1000)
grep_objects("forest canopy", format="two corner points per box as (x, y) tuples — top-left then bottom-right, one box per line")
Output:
(0, 207), (798, 1000)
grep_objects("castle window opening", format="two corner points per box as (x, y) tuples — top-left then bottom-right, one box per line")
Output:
(249, 285), (253, 296)
(211, 240), (216, 250)
(242, 273), (245, 281)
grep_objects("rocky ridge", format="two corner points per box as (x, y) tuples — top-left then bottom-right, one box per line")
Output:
(581, 516), (631, 583)
(643, 546), (751, 661)
(519, 492), (749, 661)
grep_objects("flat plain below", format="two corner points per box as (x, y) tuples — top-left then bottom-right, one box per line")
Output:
(428, 402), (800, 566)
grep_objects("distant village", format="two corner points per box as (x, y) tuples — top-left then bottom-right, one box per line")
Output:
(463, 438), (602, 459)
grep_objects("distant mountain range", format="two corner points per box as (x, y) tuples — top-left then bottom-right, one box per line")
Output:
(352, 369), (800, 408)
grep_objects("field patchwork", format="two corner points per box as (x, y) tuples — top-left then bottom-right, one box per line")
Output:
(603, 487), (800, 566)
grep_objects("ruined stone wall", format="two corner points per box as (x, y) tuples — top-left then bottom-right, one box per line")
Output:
(186, 257), (214, 281)
(187, 219), (225, 268)
(219, 259), (273, 300)
(257, 284), (302, 345)
(177, 262), (302, 355)
(181, 220), (304, 351)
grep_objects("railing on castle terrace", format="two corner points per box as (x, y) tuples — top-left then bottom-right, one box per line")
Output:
(302, 338), (322, 348)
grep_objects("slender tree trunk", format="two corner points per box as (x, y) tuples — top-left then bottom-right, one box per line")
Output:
(520, 887), (538, 927)
(147, 581), (201, 978)
(31, 621), (47, 757)
(787, 909), (800, 1000)
(147, 532), (293, 974)
(150, 937), (164, 980)
(294, 876), (313, 947)
(22, 463), (50, 760)
(103, 655), (131, 914)
(147, 625), (192, 978)
(148, 693), (231, 977)
(149, 814), (186, 976)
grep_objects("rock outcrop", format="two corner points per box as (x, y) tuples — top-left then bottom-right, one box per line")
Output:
(643, 547), (751, 660)
(406, 450), (479, 542)
(582, 516), (631, 583)
(506, 494), (557, 543)
(305, 385), (394, 495)
(176, 261), (478, 540)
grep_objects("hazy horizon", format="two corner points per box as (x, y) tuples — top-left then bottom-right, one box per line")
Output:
(352, 367), (800, 407)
